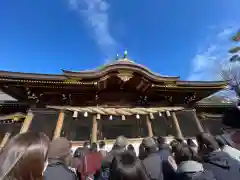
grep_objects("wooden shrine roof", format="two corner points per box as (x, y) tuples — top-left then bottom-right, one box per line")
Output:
(0, 58), (227, 105)
(0, 58), (226, 86)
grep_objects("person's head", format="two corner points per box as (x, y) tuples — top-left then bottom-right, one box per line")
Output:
(110, 151), (150, 180)
(114, 136), (128, 150)
(170, 139), (179, 153)
(196, 133), (220, 155)
(83, 141), (90, 149)
(142, 137), (158, 155)
(73, 147), (85, 158)
(90, 142), (98, 152)
(99, 141), (106, 149)
(176, 138), (185, 144)
(127, 144), (135, 153)
(0, 132), (50, 180)
(152, 136), (159, 145)
(48, 137), (72, 166)
(157, 136), (166, 145)
(174, 143), (201, 165)
(138, 143), (147, 160)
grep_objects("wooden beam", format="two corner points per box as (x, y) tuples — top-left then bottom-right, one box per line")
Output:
(142, 83), (150, 92)
(146, 115), (153, 137)
(91, 115), (98, 143)
(0, 132), (11, 149)
(171, 112), (183, 139)
(136, 79), (145, 90)
(53, 110), (65, 139)
(20, 110), (34, 133)
(192, 109), (204, 133)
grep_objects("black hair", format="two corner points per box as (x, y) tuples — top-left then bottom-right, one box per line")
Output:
(138, 143), (147, 160)
(174, 143), (202, 165)
(99, 141), (106, 148)
(127, 144), (136, 156)
(157, 136), (166, 145)
(73, 147), (85, 158)
(127, 144), (135, 151)
(91, 142), (98, 152)
(83, 141), (90, 147)
(110, 151), (150, 180)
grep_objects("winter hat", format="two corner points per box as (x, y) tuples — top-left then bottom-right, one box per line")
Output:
(114, 136), (128, 148)
(48, 137), (71, 159)
(142, 137), (157, 148)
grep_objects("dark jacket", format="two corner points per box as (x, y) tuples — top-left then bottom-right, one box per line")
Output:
(44, 159), (78, 180)
(100, 148), (125, 180)
(202, 151), (240, 180)
(176, 160), (216, 180)
(102, 148), (125, 168)
(158, 144), (177, 180)
(142, 153), (164, 180)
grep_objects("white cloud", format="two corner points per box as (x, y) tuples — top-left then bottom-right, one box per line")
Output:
(188, 26), (239, 81)
(217, 27), (235, 38)
(68, 0), (117, 58)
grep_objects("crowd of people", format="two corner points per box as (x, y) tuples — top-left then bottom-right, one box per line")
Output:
(0, 131), (240, 180)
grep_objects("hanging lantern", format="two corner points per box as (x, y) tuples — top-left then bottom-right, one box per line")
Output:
(73, 111), (78, 118)
(166, 111), (171, 117)
(96, 114), (101, 120)
(109, 115), (113, 120)
(136, 114), (140, 119)
(159, 112), (162, 116)
(84, 112), (88, 117)
(121, 115), (126, 120)
(149, 113), (154, 119)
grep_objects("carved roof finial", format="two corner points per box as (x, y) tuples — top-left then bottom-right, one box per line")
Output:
(123, 50), (128, 58)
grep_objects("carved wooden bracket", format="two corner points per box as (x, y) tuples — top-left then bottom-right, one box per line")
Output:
(117, 70), (133, 82)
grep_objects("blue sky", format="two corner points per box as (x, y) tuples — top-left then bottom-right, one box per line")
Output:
(0, 0), (240, 81)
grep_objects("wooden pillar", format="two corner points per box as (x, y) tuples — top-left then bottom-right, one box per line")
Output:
(171, 112), (183, 139)
(20, 110), (34, 133)
(146, 115), (153, 137)
(91, 115), (98, 143)
(192, 109), (204, 133)
(53, 110), (65, 139)
(0, 132), (11, 149)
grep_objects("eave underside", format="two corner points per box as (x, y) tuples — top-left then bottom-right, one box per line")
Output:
(0, 71), (226, 107)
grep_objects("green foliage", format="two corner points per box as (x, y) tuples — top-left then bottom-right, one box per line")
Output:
(229, 46), (240, 54)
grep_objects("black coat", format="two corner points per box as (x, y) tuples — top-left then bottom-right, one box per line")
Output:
(44, 160), (78, 180)
(142, 153), (164, 180)
(202, 151), (240, 180)
(158, 145), (177, 180)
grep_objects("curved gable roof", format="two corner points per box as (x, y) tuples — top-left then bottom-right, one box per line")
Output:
(62, 58), (180, 82)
